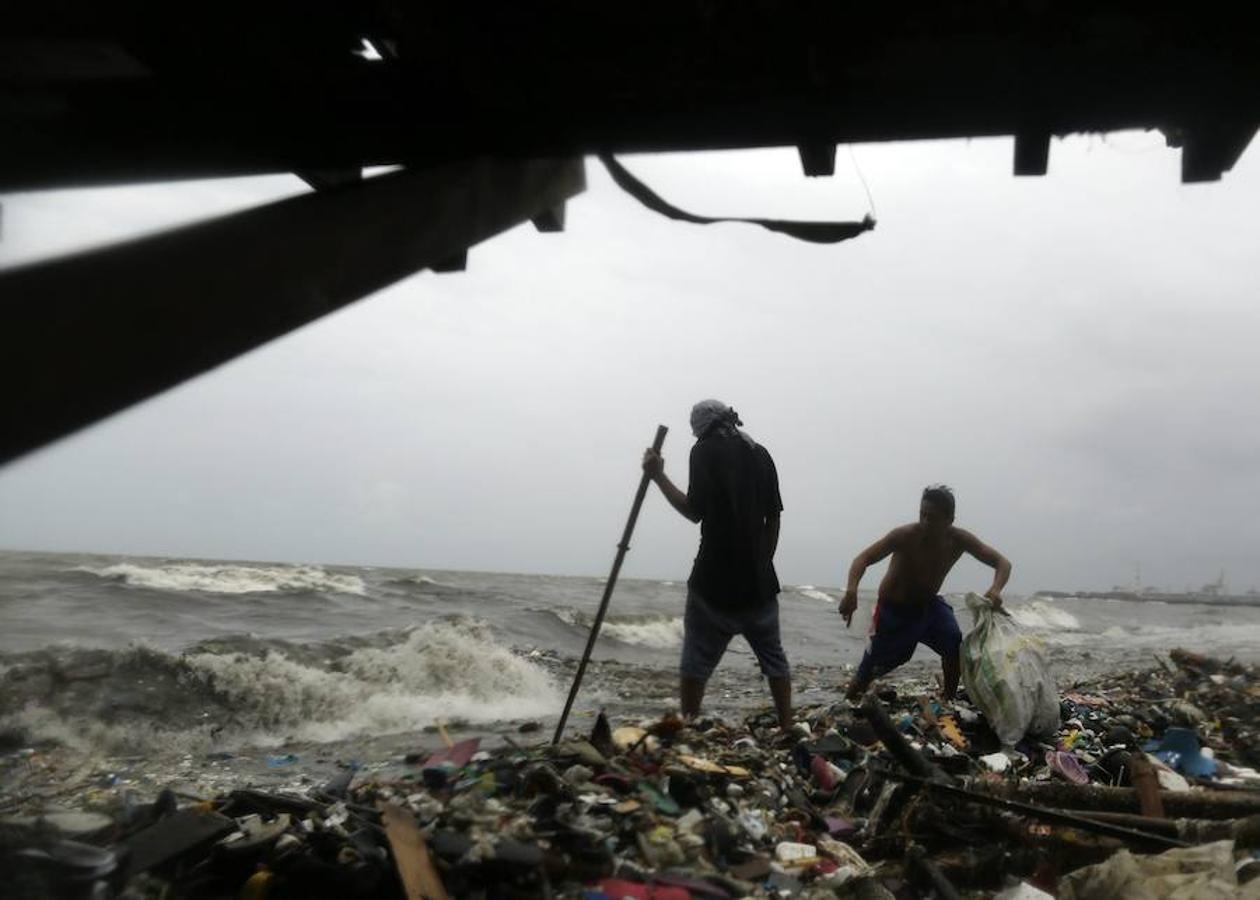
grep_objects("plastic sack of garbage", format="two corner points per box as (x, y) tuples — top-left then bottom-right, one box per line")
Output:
(960, 593), (1059, 747)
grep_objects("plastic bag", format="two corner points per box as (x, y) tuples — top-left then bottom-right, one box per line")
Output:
(960, 593), (1059, 747)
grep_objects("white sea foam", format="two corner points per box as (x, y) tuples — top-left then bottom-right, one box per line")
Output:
(601, 617), (686, 649)
(796, 587), (835, 603)
(1007, 600), (1082, 631)
(83, 562), (366, 596)
(181, 621), (560, 743)
(540, 607), (684, 648)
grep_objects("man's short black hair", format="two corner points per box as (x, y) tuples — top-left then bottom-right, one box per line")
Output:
(922, 484), (955, 518)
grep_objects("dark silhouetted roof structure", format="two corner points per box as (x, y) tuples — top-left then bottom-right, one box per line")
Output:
(2, 1), (1257, 462)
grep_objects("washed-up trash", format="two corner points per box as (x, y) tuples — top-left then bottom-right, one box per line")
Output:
(980, 751), (1012, 773)
(993, 883), (1055, 900)
(123, 806), (236, 879)
(678, 755), (750, 778)
(42, 809), (114, 836)
(810, 754), (845, 790)
(774, 840), (818, 863)
(1058, 839), (1241, 899)
(15, 839), (122, 899)
(1144, 753), (1193, 791)
(1144, 726), (1220, 778)
(420, 737), (481, 771)
(639, 781), (681, 816)
(265, 752), (300, 767)
(11, 644), (1260, 900)
(936, 714), (969, 750)
(613, 725), (651, 751)
(816, 834), (869, 871)
(587, 878), (691, 900)
(961, 593), (1060, 747)
(1046, 749), (1090, 785)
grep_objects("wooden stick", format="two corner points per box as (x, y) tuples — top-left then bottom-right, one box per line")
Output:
(378, 801), (449, 900)
(553, 425), (667, 745)
(862, 695), (952, 783)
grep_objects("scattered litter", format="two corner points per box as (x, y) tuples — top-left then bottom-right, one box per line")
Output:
(5, 648), (1260, 898)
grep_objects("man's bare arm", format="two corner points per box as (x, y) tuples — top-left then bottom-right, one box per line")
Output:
(956, 529), (1012, 605)
(642, 448), (700, 523)
(766, 513), (780, 560)
(839, 527), (906, 626)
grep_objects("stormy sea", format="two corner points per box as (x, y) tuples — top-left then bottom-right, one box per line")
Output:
(3, 549), (1260, 806)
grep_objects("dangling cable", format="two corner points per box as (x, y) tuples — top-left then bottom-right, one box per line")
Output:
(848, 145), (878, 221)
(599, 154), (875, 245)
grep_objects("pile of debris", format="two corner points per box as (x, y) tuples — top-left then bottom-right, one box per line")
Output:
(4, 648), (1260, 898)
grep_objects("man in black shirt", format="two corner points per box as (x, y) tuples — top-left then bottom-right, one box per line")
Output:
(642, 400), (792, 728)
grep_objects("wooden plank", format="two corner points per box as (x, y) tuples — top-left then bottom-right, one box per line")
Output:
(1127, 754), (1167, 818)
(123, 806), (235, 880)
(0, 156), (585, 464)
(377, 801), (449, 900)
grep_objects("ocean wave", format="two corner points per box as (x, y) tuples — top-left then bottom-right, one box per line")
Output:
(383, 572), (464, 593)
(795, 587), (835, 603)
(1007, 599), (1082, 631)
(0, 620), (559, 751)
(538, 607), (685, 649)
(601, 617), (686, 649)
(78, 561), (367, 596)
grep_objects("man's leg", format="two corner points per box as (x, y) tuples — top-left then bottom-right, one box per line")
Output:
(923, 596), (964, 702)
(941, 651), (961, 702)
(768, 676), (792, 728)
(742, 598), (794, 728)
(848, 601), (914, 702)
(680, 676), (707, 718)
(679, 592), (733, 719)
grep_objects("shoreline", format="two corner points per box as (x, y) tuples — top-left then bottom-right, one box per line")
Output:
(1, 654), (1163, 821)
(5, 649), (1260, 898)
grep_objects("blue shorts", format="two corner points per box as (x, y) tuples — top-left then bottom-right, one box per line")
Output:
(680, 591), (791, 681)
(855, 595), (961, 683)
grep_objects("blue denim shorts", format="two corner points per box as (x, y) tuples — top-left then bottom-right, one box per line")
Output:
(680, 591), (791, 681)
(855, 595), (962, 682)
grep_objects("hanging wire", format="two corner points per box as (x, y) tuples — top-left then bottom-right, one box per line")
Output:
(848, 144), (878, 220)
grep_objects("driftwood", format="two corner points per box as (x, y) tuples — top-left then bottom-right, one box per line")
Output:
(887, 773), (1187, 850)
(1078, 811), (1260, 845)
(861, 696), (952, 783)
(378, 801), (449, 900)
(973, 780), (1260, 820)
(1126, 754), (1166, 818)
(906, 844), (963, 900)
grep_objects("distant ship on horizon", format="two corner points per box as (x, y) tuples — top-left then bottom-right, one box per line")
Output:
(1036, 569), (1260, 607)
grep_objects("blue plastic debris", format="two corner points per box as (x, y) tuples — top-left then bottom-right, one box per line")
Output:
(1143, 727), (1218, 778)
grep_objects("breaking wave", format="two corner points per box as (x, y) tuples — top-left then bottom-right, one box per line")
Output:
(1007, 600), (1082, 631)
(0, 619), (559, 751)
(79, 561), (367, 596)
(540, 608), (685, 649)
(795, 586), (835, 603)
(383, 572), (465, 594)
(601, 617), (686, 649)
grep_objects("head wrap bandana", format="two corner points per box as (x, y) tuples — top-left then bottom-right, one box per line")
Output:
(690, 399), (757, 448)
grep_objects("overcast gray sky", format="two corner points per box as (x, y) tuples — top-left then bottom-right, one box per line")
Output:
(1, 133), (1257, 595)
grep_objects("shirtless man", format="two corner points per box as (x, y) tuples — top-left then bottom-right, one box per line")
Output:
(838, 485), (1011, 701)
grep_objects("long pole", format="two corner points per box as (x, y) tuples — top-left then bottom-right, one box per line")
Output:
(553, 424), (668, 744)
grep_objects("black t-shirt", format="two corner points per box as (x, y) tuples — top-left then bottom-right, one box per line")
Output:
(686, 434), (783, 610)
